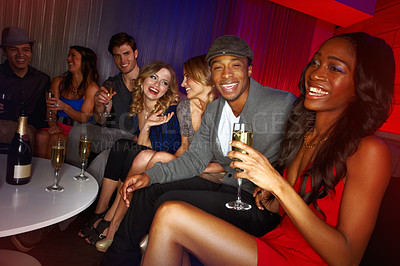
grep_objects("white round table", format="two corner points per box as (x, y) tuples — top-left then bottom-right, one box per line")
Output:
(0, 154), (98, 237)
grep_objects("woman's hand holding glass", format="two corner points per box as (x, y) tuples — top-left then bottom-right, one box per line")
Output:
(46, 90), (55, 122)
(47, 96), (64, 112)
(228, 140), (282, 198)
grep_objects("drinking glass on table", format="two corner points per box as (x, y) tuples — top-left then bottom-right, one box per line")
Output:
(46, 139), (66, 192)
(226, 123), (253, 211)
(100, 80), (114, 118)
(74, 134), (92, 181)
(46, 90), (55, 122)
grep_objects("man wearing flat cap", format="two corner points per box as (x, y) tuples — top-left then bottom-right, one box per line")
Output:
(102, 35), (297, 265)
(0, 26), (50, 149)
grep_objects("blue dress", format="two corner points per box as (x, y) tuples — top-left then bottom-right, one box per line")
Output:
(57, 85), (92, 125)
(104, 104), (181, 182)
(132, 104), (181, 154)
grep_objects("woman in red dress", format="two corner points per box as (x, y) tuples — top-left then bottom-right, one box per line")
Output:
(141, 32), (395, 265)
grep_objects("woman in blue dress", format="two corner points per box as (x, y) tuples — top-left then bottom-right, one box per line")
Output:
(35, 46), (99, 158)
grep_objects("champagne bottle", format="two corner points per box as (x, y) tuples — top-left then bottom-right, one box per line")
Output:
(6, 112), (32, 185)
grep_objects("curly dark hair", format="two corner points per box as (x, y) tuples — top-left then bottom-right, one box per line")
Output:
(277, 32), (395, 213)
(61, 45), (99, 98)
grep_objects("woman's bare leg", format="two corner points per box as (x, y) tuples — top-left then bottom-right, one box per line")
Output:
(94, 178), (119, 215)
(94, 150), (178, 248)
(142, 201), (258, 266)
(101, 150), (153, 222)
(35, 129), (50, 158)
(130, 149), (157, 173)
(145, 151), (177, 170)
(103, 192), (133, 242)
(97, 150), (157, 241)
(78, 177), (119, 238)
(102, 180), (123, 222)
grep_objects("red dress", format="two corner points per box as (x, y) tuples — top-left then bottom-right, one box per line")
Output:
(255, 168), (345, 265)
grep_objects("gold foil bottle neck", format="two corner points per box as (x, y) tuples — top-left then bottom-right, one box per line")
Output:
(16, 116), (28, 136)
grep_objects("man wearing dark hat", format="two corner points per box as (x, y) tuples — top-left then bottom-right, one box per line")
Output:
(102, 35), (297, 265)
(0, 26), (50, 148)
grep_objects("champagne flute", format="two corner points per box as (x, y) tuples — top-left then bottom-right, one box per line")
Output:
(226, 123), (253, 211)
(46, 139), (66, 192)
(0, 93), (6, 114)
(100, 80), (113, 118)
(74, 134), (92, 181)
(46, 90), (55, 122)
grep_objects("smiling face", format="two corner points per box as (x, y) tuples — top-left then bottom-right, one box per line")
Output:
(4, 43), (32, 73)
(67, 48), (82, 74)
(210, 55), (252, 103)
(112, 43), (138, 74)
(304, 37), (356, 117)
(142, 68), (171, 101)
(181, 72), (210, 101)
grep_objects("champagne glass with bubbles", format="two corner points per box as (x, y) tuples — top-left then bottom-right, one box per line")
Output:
(46, 139), (66, 192)
(74, 134), (91, 181)
(226, 123), (253, 211)
(100, 80), (113, 117)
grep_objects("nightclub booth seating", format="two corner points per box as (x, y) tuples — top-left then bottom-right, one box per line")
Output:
(361, 130), (400, 265)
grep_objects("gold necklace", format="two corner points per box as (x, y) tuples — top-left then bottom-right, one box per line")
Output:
(303, 128), (328, 149)
(144, 110), (150, 120)
(143, 105), (154, 120)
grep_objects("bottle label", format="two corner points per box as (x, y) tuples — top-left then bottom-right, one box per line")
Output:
(14, 164), (31, 179)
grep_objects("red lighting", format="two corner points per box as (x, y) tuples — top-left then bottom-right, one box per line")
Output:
(269, 0), (374, 27)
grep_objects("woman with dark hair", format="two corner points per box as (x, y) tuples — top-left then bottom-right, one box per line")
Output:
(79, 61), (181, 246)
(35, 45), (99, 158)
(142, 32), (394, 265)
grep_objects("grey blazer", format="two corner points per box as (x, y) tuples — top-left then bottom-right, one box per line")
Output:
(145, 78), (297, 193)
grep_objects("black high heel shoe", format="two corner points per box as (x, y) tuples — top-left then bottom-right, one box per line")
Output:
(85, 219), (111, 246)
(78, 209), (108, 239)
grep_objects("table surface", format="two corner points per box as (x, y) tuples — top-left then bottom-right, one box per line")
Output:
(0, 154), (98, 237)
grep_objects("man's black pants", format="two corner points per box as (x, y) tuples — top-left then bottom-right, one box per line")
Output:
(102, 177), (281, 266)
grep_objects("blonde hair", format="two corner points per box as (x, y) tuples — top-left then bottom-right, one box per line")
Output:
(130, 61), (179, 116)
(183, 55), (215, 106)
